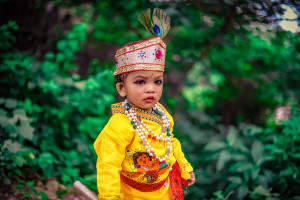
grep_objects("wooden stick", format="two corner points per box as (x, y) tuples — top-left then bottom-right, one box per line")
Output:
(73, 180), (98, 200)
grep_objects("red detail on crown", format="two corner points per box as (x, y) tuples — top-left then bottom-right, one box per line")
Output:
(155, 50), (162, 59)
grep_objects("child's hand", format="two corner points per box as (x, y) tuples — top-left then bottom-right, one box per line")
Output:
(187, 172), (195, 186)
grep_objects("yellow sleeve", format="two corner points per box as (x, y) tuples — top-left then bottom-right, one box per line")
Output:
(166, 110), (193, 180)
(171, 137), (193, 180)
(94, 114), (133, 200)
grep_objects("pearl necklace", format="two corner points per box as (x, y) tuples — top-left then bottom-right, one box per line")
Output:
(122, 99), (172, 162)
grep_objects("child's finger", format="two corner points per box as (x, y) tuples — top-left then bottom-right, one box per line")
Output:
(187, 178), (195, 186)
(187, 172), (196, 186)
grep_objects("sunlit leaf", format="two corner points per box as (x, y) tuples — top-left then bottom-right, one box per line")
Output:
(204, 141), (226, 151)
(0, 98), (5, 104)
(251, 141), (263, 165)
(216, 150), (231, 171)
(5, 98), (17, 109)
(228, 176), (243, 184)
(252, 185), (271, 196)
(237, 185), (249, 199)
(229, 162), (253, 172)
(16, 123), (34, 141)
(4, 140), (22, 153)
(226, 126), (238, 146)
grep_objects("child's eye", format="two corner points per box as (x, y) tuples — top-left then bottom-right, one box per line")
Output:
(134, 80), (145, 85)
(155, 79), (163, 85)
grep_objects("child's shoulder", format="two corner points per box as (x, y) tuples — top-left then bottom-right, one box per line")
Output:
(106, 113), (131, 130)
(96, 107), (133, 142)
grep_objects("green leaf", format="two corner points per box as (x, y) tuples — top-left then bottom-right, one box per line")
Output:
(23, 193), (32, 199)
(15, 183), (24, 190)
(226, 126), (238, 146)
(13, 108), (28, 122)
(0, 113), (9, 127)
(5, 98), (18, 109)
(3, 177), (11, 185)
(251, 166), (260, 180)
(4, 140), (22, 153)
(252, 185), (271, 196)
(57, 40), (67, 50)
(232, 139), (249, 153)
(279, 167), (294, 176)
(228, 176), (243, 184)
(251, 141), (263, 165)
(229, 162), (253, 172)
(216, 150), (231, 171)
(242, 124), (263, 136)
(291, 153), (300, 159)
(237, 185), (249, 199)
(225, 182), (240, 196)
(231, 153), (247, 161)
(45, 52), (55, 60)
(56, 52), (65, 63)
(0, 98), (5, 104)
(204, 141), (226, 151)
(16, 123), (34, 141)
(38, 192), (49, 200)
(26, 181), (35, 187)
(39, 152), (55, 164)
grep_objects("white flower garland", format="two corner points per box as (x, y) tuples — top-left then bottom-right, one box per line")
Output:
(122, 99), (172, 162)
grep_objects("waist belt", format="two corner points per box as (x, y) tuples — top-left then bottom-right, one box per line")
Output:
(120, 162), (188, 200)
(120, 173), (167, 192)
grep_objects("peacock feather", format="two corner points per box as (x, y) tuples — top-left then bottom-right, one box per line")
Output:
(138, 8), (171, 39)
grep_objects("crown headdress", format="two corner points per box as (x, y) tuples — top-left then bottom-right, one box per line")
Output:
(113, 8), (171, 76)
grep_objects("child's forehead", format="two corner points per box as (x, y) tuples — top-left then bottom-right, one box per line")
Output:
(127, 71), (164, 78)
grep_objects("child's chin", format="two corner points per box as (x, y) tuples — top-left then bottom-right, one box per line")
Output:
(141, 105), (154, 112)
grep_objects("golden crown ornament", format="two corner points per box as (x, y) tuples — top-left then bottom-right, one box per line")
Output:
(113, 8), (171, 76)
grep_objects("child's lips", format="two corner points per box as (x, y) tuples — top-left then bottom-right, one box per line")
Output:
(144, 97), (155, 103)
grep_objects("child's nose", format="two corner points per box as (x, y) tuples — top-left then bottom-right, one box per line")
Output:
(145, 83), (155, 93)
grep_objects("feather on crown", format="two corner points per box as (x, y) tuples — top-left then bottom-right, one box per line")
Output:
(113, 8), (171, 76)
(138, 8), (171, 38)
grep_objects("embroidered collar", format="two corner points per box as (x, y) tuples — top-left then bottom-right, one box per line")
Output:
(111, 102), (165, 126)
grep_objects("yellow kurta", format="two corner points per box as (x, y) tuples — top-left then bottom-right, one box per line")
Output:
(94, 103), (193, 200)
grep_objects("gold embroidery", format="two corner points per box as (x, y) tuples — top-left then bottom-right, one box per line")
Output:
(111, 103), (163, 125)
(116, 37), (166, 57)
(113, 64), (164, 76)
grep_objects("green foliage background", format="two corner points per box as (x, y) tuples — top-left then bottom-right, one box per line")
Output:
(0, 0), (299, 199)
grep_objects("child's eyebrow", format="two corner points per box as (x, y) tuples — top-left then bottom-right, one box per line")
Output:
(134, 75), (163, 79)
(134, 75), (147, 79)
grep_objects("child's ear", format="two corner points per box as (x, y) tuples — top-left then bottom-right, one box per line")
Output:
(116, 83), (126, 97)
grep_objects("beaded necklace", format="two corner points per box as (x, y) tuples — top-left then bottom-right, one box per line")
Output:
(122, 99), (172, 162)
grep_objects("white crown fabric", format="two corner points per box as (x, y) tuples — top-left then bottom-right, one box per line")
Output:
(114, 37), (166, 76)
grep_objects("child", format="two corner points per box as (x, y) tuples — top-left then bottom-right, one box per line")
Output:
(94, 8), (195, 200)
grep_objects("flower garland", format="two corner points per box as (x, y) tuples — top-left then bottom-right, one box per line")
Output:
(122, 99), (172, 162)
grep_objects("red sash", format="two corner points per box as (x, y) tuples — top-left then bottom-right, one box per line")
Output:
(169, 162), (187, 200)
(120, 162), (187, 199)
(120, 173), (167, 192)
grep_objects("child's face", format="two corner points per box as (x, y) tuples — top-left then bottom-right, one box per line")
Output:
(116, 71), (163, 112)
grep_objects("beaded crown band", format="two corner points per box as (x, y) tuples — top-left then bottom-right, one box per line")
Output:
(113, 8), (170, 76)
(114, 37), (166, 76)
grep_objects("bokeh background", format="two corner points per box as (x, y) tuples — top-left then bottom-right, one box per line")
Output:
(1, 0), (300, 199)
